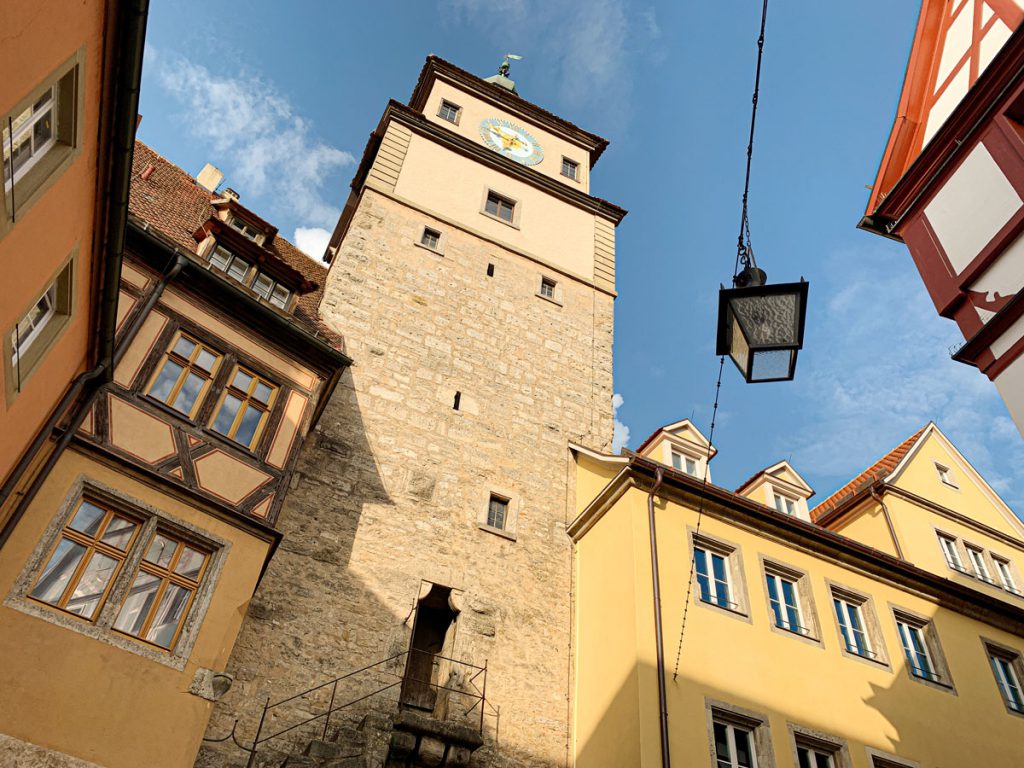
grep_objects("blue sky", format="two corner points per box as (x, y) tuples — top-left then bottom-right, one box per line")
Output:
(136, 0), (1024, 513)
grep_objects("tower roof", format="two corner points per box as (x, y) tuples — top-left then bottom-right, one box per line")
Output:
(409, 55), (610, 167)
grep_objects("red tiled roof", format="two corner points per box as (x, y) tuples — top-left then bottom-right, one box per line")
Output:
(810, 426), (928, 522)
(128, 141), (343, 348)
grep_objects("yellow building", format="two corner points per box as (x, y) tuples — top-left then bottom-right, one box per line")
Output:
(571, 420), (1024, 768)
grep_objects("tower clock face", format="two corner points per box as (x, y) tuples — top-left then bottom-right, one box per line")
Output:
(479, 118), (544, 166)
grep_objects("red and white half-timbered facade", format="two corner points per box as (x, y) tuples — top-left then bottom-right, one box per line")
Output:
(863, 0), (1024, 437)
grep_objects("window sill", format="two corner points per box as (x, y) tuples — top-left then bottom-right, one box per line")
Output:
(907, 671), (955, 694)
(414, 241), (444, 256)
(479, 210), (520, 230)
(696, 596), (750, 623)
(838, 647), (890, 670)
(535, 291), (563, 307)
(478, 523), (516, 542)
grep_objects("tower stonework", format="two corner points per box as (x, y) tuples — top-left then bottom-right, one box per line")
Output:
(204, 57), (625, 767)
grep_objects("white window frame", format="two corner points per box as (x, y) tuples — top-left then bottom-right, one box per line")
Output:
(766, 571), (807, 635)
(834, 596), (873, 658)
(11, 282), (57, 365)
(561, 156), (579, 181)
(966, 545), (993, 583)
(714, 720), (758, 768)
(895, 619), (936, 682)
(934, 462), (959, 489)
(797, 744), (835, 768)
(994, 556), (1021, 596)
(985, 641), (1024, 715)
(937, 533), (967, 573)
(227, 214), (261, 241)
(695, 545), (733, 609)
(3, 85), (58, 193)
(829, 585), (886, 665)
(437, 99), (461, 125)
(773, 493), (797, 516)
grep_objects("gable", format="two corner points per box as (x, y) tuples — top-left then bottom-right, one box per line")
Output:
(888, 428), (1024, 538)
(867, 0), (1024, 215)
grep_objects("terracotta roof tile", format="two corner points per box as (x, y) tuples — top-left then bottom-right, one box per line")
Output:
(810, 426), (928, 522)
(128, 140), (343, 349)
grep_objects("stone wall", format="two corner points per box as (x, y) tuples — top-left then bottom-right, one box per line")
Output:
(202, 188), (614, 768)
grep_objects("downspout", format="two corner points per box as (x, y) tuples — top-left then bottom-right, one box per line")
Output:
(112, 248), (187, 369)
(647, 466), (671, 768)
(0, 0), (149, 543)
(871, 486), (906, 561)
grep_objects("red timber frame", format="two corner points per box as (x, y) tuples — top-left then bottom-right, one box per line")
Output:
(863, 19), (1024, 380)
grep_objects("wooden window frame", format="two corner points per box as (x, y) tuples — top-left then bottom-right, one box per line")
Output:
(112, 531), (211, 651)
(209, 365), (278, 449)
(481, 189), (519, 228)
(27, 499), (142, 621)
(145, 331), (222, 419)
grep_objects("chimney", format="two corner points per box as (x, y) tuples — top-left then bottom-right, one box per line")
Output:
(222, 187), (240, 202)
(196, 163), (224, 193)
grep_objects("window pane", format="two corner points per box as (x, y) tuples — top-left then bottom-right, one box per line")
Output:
(232, 369), (254, 391)
(65, 552), (119, 618)
(767, 575), (784, 626)
(695, 548), (711, 601)
(113, 570), (161, 635)
(252, 273), (274, 299)
(212, 393), (243, 435)
(797, 747), (812, 768)
(234, 403), (263, 447)
(685, 458), (697, 475)
(33, 107), (53, 146)
(713, 722), (730, 767)
(733, 727), (754, 768)
(68, 501), (106, 536)
(150, 359), (184, 403)
(487, 497), (507, 529)
(146, 533), (176, 567)
(30, 538), (86, 605)
(209, 248), (232, 271)
(815, 753), (833, 768)
(172, 335), (197, 358)
(671, 452), (683, 470)
(101, 515), (137, 550)
(270, 285), (291, 308)
(174, 371), (206, 415)
(485, 196), (499, 216)
(711, 553), (730, 606)
(226, 258), (249, 282)
(145, 582), (192, 647)
(174, 547), (206, 580)
(194, 348), (217, 373)
(252, 381), (273, 404)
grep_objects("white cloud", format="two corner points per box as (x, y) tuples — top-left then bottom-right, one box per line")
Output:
(294, 227), (332, 262)
(612, 392), (631, 453)
(150, 48), (354, 231)
(788, 246), (1024, 513)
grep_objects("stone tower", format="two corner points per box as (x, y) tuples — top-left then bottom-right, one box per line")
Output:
(205, 56), (625, 767)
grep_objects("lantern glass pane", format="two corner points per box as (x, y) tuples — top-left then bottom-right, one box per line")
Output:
(731, 291), (799, 347)
(729, 314), (749, 374)
(750, 349), (795, 381)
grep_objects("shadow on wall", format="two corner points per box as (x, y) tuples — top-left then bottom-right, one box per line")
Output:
(196, 365), (400, 766)
(574, 616), (1024, 768)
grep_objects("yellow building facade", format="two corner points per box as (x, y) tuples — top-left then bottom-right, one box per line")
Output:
(571, 421), (1024, 768)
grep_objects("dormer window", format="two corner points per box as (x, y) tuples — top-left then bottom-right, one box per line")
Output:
(228, 215), (261, 242)
(671, 451), (698, 477)
(209, 245), (251, 283)
(208, 244), (293, 309)
(252, 273), (292, 309)
(773, 493), (797, 516)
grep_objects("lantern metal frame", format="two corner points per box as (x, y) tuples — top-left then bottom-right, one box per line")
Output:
(715, 278), (809, 383)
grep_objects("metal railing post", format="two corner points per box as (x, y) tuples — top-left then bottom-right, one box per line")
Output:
(324, 678), (338, 740)
(246, 696), (270, 768)
(479, 660), (488, 733)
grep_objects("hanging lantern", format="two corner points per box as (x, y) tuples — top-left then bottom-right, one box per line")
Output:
(716, 266), (809, 383)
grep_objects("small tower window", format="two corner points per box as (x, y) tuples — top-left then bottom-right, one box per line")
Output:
(420, 227), (441, 251)
(484, 191), (516, 224)
(486, 263), (495, 277)
(437, 100), (461, 124)
(561, 157), (579, 180)
(540, 277), (556, 299)
(487, 494), (508, 530)
(935, 462), (958, 488)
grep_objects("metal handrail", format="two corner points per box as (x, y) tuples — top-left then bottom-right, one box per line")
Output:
(203, 649), (493, 768)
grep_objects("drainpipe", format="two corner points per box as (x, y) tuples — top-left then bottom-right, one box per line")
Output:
(871, 487), (905, 561)
(647, 466), (671, 768)
(112, 248), (187, 368)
